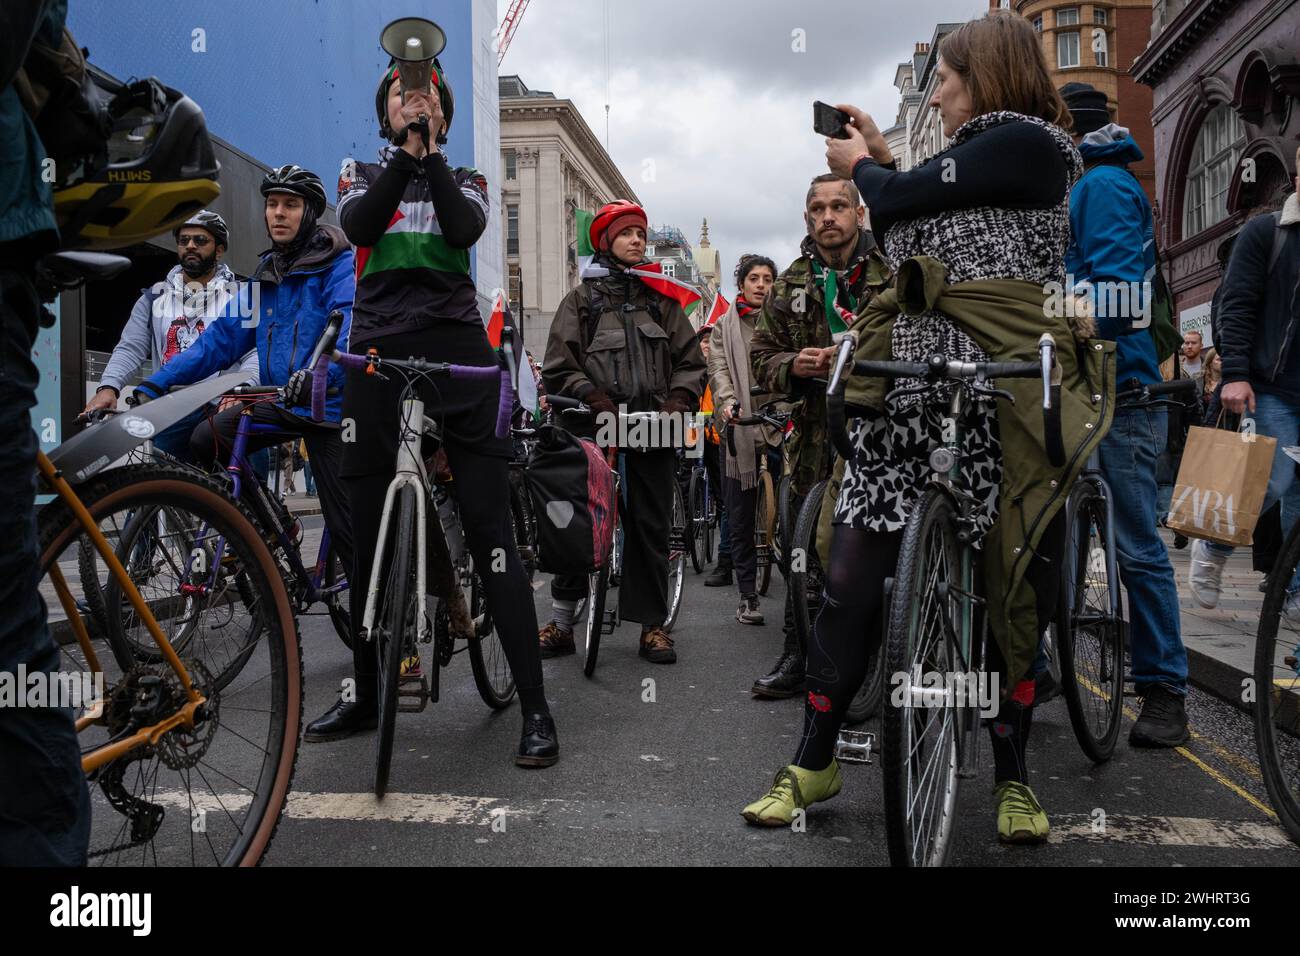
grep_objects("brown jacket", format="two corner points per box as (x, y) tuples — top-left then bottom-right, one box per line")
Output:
(543, 269), (706, 411)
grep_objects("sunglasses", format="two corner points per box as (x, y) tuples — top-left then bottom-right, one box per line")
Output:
(177, 235), (213, 248)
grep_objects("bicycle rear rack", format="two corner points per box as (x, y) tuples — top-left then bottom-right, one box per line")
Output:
(835, 729), (875, 764)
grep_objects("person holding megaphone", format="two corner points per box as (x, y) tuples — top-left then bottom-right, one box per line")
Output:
(308, 21), (559, 768)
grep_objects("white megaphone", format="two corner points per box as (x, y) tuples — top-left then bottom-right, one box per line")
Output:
(380, 17), (446, 137)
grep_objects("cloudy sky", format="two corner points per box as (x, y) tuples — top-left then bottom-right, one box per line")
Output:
(499, 0), (986, 297)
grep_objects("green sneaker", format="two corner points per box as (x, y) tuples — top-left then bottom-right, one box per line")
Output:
(994, 781), (1049, 844)
(741, 762), (843, 827)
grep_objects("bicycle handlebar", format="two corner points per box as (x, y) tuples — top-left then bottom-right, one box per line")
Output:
(826, 338), (1066, 469)
(320, 348), (512, 439)
(1116, 376), (1198, 405)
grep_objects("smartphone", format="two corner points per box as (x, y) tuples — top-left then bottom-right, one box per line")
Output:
(813, 100), (852, 140)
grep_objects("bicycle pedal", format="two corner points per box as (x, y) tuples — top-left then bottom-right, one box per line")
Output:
(398, 674), (429, 713)
(834, 729), (875, 765)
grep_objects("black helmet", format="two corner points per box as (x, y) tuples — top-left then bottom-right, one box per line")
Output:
(54, 78), (221, 250)
(260, 165), (327, 217)
(375, 59), (454, 146)
(172, 209), (229, 248)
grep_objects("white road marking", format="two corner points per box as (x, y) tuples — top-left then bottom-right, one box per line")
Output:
(149, 789), (1300, 849)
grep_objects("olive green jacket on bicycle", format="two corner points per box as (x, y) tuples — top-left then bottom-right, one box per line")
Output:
(843, 255), (1116, 688)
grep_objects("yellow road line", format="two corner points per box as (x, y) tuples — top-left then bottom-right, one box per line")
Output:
(1073, 668), (1276, 818)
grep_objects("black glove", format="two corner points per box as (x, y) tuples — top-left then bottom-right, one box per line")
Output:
(284, 368), (312, 408)
(659, 388), (696, 417)
(582, 387), (617, 418)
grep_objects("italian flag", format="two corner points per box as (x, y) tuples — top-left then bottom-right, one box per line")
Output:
(573, 208), (703, 311)
(486, 292), (539, 419)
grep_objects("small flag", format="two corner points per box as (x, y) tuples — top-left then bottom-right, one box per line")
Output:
(576, 208), (596, 278)
(486, 292), (538, 418)
(705, 291), (729, 327)
(624, 262), (703, 310)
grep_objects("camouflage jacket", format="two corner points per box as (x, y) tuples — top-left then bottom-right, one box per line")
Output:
(750, 229), (892, 495)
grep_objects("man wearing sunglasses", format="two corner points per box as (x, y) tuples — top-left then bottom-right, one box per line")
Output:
(82, 210), (257, 459)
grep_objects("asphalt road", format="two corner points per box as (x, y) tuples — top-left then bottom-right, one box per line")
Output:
(250, 527), (1300, 868)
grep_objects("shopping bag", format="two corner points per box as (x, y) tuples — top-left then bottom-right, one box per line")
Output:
(1167, 424), (1276, 546)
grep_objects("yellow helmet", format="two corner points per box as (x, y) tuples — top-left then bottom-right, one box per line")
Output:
(54, 78), (220, 251)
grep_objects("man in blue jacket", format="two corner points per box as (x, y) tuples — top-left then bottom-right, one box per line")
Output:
(136, 165), (356, 577)
(1062, 83), (1189, 746)
(0, 0), (91, 867)
(1189, 147), (1300, 617)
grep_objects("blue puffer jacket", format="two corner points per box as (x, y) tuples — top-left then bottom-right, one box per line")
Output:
(144, 224), (355, 422)
(1065, 125), (1162, 389)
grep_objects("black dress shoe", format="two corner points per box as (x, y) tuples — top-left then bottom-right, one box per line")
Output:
(304, 696), (378, 742)
(516, 711), (559, 767)
(751, 651), (805, 699)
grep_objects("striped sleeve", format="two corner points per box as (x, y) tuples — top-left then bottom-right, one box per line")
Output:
(456, 167), (490, 218)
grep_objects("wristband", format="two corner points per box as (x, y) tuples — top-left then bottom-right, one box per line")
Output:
(95, 384), (119, 397)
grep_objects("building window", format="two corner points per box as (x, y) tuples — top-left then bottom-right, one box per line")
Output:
(504, 149), (516, 180)
(1058, 31), (1080, 69)
(1057, 7), (1080, 26)
(1093, 28), (1108, 66)
(1033, 16), (1043, 32)
(1183, 105), (1247, 237)
(1093, 7), (1108, 24)
(506, 203), (519, 257)
(646, 244), (656, 258)
(662, 259), (676, 278)
(508, 264), (522, 315)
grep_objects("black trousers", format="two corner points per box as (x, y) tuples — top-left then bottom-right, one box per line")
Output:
(552, 448), (675, 627)
(0, 266), (90, 865)
(721, 453), (759, 595)
(189, 402), (354, 575)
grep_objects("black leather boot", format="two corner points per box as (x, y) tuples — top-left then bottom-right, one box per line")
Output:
(516, 711), (560, 767)
(751, 649), (805, 699)
(304, 694), (378, 742)
(705, 559), (733, 587)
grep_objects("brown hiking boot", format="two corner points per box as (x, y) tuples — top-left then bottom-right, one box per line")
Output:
(639, 627), (677, 664)
(538, 622), (575, 658)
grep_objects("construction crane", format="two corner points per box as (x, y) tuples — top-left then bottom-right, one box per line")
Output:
(497, 0), (531, 67)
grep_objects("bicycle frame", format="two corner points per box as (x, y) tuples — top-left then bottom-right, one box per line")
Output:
(1064, 449), (1122, 638)
(226, 410), (344, 601)
(37, 452), (205, 775)
(362, 397), (432, 644)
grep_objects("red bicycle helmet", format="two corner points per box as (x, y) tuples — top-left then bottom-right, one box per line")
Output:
(589, 200), (647, 253)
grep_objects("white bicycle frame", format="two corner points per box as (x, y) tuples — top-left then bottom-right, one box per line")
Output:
(361, 396), (436, 644)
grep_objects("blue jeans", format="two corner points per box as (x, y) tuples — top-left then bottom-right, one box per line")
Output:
(1098, 405), (1187, 694)
(0, 268), (90, 865)
(1206, 392), (1300, 578)
(151, 405), (207, 462)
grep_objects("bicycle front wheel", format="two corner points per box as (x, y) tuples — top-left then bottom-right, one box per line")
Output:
(688, 469), (708, 574)
(1057, 480), (1124, 763)
(1254, 523), (1300, 844)
(664, 480), (687, 632)
(789, 479), (829, 653)
(372, 483), (419, 798)
(881, 486), (964, 868)
(469, 562), (517, 709)
(39, 462), (301, 866)
(755, 472), (775, 596)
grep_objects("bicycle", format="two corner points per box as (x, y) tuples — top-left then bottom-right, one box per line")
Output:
(34, 251), (301, 865)
(1051, 376), (1197, 764)
(725, 401), (790, 596)
(551, 400), (687, 677)
(682, 437), (720, 575)
(1255, 495), (1300, 845)
(313, 328), (520, 796)
(826, 330), (1062, 866)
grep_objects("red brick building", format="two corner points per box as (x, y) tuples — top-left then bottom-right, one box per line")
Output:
(993, 0), (1158, 204)
(1132, 0), (1300, 343)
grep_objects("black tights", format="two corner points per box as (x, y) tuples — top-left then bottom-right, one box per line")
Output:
(794, 513), (1065, 784)
(345, 442), (547, 715)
